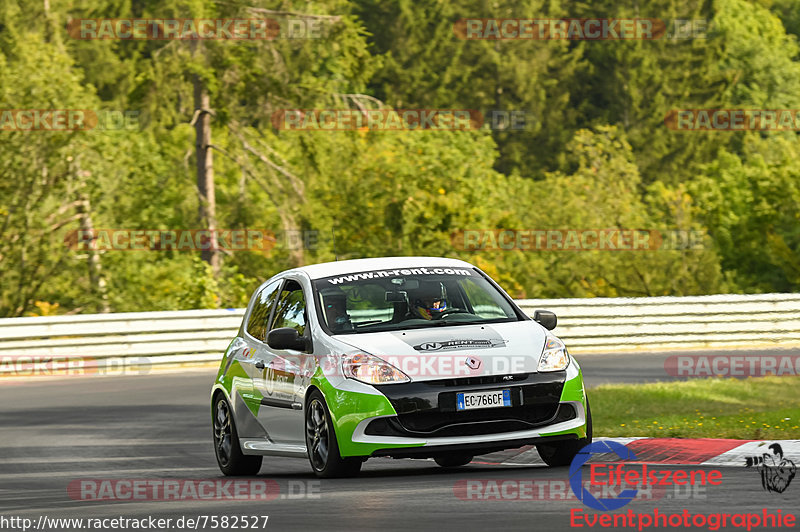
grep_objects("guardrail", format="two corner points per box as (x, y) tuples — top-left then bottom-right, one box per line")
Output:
(1, 293), (799, 374)
(517, 293), (800, 352)
(0, 309), (243, 373)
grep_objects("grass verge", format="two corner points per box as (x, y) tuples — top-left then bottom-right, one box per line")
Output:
(590, 376), (800, 439)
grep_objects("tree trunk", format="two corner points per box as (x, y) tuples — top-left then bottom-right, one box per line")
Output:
(277, 210), (305, 267)
(76, 194), (110, 313)
(194, 74), (220, 276)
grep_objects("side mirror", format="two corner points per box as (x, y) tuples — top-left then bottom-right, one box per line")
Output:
(267, 327), (309, 351)
(533, 310), (557, 331)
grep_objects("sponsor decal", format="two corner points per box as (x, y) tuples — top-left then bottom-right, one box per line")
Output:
(324, 267), (472, 285)
(413, 339), (506, 351)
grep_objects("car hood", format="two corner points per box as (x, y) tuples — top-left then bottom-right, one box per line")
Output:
(334, 321), (547, 382)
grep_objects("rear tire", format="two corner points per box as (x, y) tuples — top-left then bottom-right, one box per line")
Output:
(537, 399), (593, 467)
(213, 394), (263, 476)
(306, 390), (363, 478)
(434, 454), (474, 468)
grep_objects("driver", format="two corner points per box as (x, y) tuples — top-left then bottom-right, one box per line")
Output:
(411, 282), (448, 320)
(320, 288), (353, 331)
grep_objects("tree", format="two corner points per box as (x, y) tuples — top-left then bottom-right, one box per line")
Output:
(354, 0), (585, 178)
(691, 135), (800, 292)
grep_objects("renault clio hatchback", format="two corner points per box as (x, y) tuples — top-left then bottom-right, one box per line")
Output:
(211, 257), (591, 477)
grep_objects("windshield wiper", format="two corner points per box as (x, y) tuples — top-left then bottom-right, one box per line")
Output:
(404, 319), (480, 329)
(431, 319), (470, 327)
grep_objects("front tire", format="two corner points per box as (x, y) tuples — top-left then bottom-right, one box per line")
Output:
(537, 399), (593, 467)
(305, 390), (363, 478)
(213, 394), (262, 476)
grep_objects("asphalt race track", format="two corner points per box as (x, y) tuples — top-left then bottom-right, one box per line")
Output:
(1, 350), (797, 531)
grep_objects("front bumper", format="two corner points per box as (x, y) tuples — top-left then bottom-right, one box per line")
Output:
(372, 371), (569, 436)
(356, 400), (587, 458)
(325, 369), (588, 458)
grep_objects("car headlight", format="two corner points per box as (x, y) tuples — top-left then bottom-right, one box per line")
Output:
(341, 353), (410, 384)
(538, 334), (570, 372)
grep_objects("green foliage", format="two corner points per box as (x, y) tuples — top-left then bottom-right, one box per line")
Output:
(355, 0), (585, 177)
(691, 135), (800, 291)
(0, 0), (798, 315)
(714, 0), (800, 108)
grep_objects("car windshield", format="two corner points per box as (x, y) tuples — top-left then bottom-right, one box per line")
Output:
(313, 266), (522, 334)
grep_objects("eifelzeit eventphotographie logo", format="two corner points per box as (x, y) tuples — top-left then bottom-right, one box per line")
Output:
(745, 443), (796, 494)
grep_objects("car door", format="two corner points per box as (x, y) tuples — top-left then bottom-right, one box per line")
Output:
(256, 278), (311, 444)
(239, 278), (283, 439)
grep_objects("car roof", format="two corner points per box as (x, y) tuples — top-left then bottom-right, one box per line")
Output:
(287, 256), (477, 281)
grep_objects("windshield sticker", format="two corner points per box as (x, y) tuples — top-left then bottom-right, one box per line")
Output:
(324, 266), (472, 285)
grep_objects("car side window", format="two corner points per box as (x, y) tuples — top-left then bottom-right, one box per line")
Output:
(246, 280), (281, 341)
(270, 280), (307, 336)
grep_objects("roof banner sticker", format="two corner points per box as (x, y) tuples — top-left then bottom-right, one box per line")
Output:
(324, 266), (473, 285)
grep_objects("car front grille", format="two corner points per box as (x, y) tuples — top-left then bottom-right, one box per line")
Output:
(366, 403), (576, 438)
(369, 371), (573, 438)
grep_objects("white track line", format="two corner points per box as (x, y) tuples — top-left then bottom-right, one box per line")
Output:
(701, 440), (800, 467)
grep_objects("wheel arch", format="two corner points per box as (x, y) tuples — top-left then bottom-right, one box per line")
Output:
(211, 385), (231, 412)
(304, 384), (323, 409)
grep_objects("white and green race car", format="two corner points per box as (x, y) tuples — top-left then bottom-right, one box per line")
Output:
(211, 257), (591, 477)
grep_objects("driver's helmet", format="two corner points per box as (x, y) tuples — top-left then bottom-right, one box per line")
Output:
(319, 287), (350, 329)
(412, 282), (448, 320)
